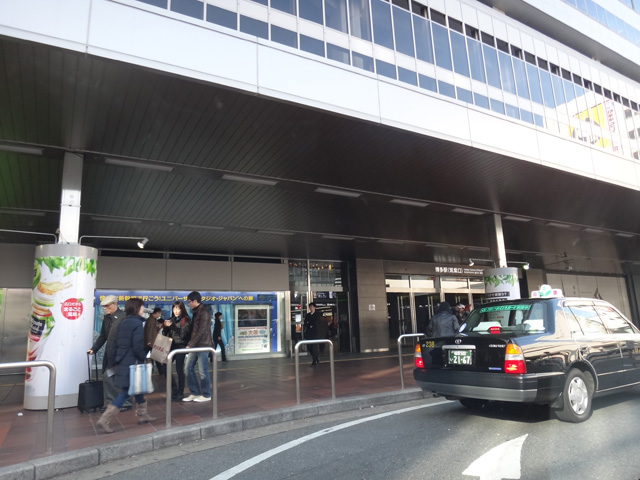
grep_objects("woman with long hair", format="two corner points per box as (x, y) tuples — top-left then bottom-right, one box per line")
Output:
(96, 297), (157, 433)
(163, 300), (192, 400)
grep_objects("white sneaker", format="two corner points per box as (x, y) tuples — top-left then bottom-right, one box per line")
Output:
(182, 395), (198, 402)
(193, 395), (211, 403)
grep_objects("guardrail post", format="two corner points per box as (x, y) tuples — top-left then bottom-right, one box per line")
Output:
(397, 333), (425, 389)
(294, 339), (335, 404)
(0, 360), (56, 454)
(166, 347), (216, 428)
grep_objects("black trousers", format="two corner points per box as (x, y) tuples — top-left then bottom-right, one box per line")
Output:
(213, 337), (227, 361)
(170, 352), (186, 397)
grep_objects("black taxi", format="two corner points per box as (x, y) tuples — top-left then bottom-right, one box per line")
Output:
(413, 288), (640, 422)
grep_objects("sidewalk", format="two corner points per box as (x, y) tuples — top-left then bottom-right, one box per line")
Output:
(0, 351), (423, 477)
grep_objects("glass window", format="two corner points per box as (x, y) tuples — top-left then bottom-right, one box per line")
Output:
(393, 6), (415, 57)
(440, 276), (468, 290)
(240, 16), (268, 38)
(512, 58), (530, 100)
(506, 103), (519, 119)
(576, 0), (588, 13)
(551, 74), (566, 105)
(450, 31), (469, 77)
(474, 93), (490, 109)
(372, 0), (394, 49)
(171, 0), (205, 18)
(271, 25), (297, 47)
(534, 114), (544, 127)
(300, 35), (325, 56)
(563, 79), (576, 103)
(411, 275), (436, 289)
(498, 51), (516, 94)
(398, 67), (417, 86)
(300, 0), (323, 24)
(413, 16), (434, 64)
(482, 44), (501, 89)
(349, 0), (372, 40)
(467, 38), (485, 82)
(419, 74), (437, 92)
(490, 98), (505, 114)
(206, 5), (237, 29)
(249, 0), (268, 5)
(432, 23), (452, 71)
(272, 0), (296, 14)
(325, 0), (348, 33)
(595, 4), (607, 24)
(539, 70), (555, 108)
(595, 305), (635, 334)
(327, 43), (350, 64)
(376, 59), (397, 79)
(438, 80), (455, 99)
(138, 0), (167, 7)
(521, 110), (534, 124)
(385, 274), (410, 289)
(566, 305), (608, 335)
(353, 52), (374, 72)
(457, 87), (473, 103)
(605, 10), (617, 30)
(585, 0), (598, 18)
(526, 64), (543, 105)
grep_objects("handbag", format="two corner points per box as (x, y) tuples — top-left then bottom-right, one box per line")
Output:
(128, 362), (154, 396)
(149, 333), (173, 364)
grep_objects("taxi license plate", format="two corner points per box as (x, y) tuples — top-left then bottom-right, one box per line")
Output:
(448, 349), (472, 365)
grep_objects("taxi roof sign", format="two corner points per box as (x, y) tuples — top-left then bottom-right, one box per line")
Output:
(531, 284), (563, 298)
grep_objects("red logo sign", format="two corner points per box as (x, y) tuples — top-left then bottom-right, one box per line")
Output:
(61, 298), (83, 320)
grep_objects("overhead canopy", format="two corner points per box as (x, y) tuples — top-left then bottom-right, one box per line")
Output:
(1, 36), (638, 273)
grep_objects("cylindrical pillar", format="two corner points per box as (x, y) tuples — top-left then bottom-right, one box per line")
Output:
(483, 267), (520, 303)
(24, 243), (97, 409)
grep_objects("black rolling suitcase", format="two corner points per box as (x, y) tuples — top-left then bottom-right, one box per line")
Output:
(77, 353), (104, 413)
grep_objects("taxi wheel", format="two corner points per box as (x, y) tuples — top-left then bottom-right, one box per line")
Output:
(459, 398), (489, 409)
(556, 369), (593, 423)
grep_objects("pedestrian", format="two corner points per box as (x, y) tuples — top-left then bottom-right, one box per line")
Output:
(212, 312), (228, 362)
(425, 302), (460, 338)
(96, 297), (157, 433)
(144, 307), (166, 376)
(163, 301), (192, 401)
(183, 291), (213, 402)
(315, 310), (329, 354)
(87, 295), (132, 412)
(454, 303), (465, 325)
(303, 302), (320, 367)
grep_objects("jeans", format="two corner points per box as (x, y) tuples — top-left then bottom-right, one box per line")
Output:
(112, 388), (144, 408)
(186, 351), (211, 397)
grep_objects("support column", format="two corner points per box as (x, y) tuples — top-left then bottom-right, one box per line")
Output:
(483, 214), (520, 302)
(59, 152), (83, 244)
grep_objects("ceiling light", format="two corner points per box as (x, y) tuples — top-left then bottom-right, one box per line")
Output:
(503, 215), (531, 222)
(469, 258), (495, 266)
(390, 198), (429, 208)
(91, 216), (142, 224)
(452, 207), (485, 216)
(78, 235), (150, 248)
(181, 224), (224, 230)
(315, 187), (361, 198)
(583, 228), (604, 234)
(615, 232), (634, 238)
(256, 230), (295, 236)
(545, 222), (570, 229)
(105, 158), (174, 172)
(137, 238), (149, 249)
(321, 235), (354, 241)
(221, 174), (278, 186)
(523, 263), (530, 270)
(378, 239), (405, 244)
(0, 208), (46, 217)
(0, 143), (43, 155)
(468, 260), (474, 266)
(508, 260), (530, 270)
(0, 228), (57, 241)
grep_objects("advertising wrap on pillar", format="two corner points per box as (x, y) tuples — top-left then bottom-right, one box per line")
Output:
(25, 244), (97, 410)
(483, 268), (520, 303)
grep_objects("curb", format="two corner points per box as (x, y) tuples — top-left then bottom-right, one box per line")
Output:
(0, 388), (428, 480)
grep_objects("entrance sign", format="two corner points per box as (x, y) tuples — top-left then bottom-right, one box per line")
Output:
(25, 244), (97, 410)
(483, 268), (520, 303)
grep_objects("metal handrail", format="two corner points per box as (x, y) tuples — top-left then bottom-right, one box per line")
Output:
(165, 347), (216, 428)
(397, 333), (425, 389)
(294, 340), (335, 404)
(0, 360), (56, 453)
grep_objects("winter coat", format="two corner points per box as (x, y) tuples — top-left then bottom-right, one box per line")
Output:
(91, 309), (125, 372)
(163, 314), (192, 350)
(143, 315), (162, 350)
(426, 311), (460, 338)
(188, 304), (213, 348)
(113, 314), (146, 390)
(303, 311), (320, 340)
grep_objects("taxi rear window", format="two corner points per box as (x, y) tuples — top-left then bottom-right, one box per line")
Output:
(461, 301), (548, 334)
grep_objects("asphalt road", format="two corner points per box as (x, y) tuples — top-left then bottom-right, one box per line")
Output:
(55, 391), (640, 480)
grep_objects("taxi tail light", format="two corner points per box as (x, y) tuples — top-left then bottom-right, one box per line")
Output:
(504, 343), (526, 374)
(489, 326), (501, 334)
(414, 343), (424, 369)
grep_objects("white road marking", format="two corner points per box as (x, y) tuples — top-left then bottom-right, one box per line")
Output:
(462, 434), (528, 480)
(210, 400), (451, 480)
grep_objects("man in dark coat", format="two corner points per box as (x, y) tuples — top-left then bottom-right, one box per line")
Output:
(426, 302), (460, 338)
(87, 295), (131, 410)
(303, 303), (321, 366)
(183, 291), (213, 402)
(212, 312), (228, 362)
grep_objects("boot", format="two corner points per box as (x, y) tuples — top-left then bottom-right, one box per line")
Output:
(136, 401), (156, 424)
(96, 405), (119, 434)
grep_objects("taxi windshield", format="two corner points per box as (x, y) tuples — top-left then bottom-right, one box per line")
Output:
(461, 301), (548, 334)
